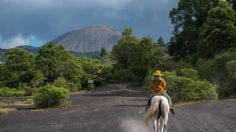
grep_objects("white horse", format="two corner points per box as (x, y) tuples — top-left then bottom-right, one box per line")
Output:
(144, 95), (170, 132)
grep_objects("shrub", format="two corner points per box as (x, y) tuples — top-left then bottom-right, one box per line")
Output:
(226, 60), (236, 79)
(24, 98), (34, 104)
(187, 80), (218, 100)
(0, 87), (26, 97)
(177, 68), (199, 80)
(164, 71), (193, 101)
(53, 77), (83, 92)
(105, 69), (136, 83)
(196, 49), (236, 97)
(163, 71), (217, 102)
(53, 77), (70, 89)
(145, 69), (218, 102)
(23, 87), (37, 96)
(34, 85), (70, 108)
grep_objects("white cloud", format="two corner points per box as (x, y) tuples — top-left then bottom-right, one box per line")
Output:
(0, 34), (31, 49)
(160, 0), (170, 4)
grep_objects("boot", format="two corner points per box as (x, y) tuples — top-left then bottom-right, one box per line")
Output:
(170, 105), (175, 115)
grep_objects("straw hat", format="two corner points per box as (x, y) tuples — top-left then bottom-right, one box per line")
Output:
(153, 70), (163, 76)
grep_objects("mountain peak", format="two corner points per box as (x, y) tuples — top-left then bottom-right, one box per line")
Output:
(52, 25), (121, 52)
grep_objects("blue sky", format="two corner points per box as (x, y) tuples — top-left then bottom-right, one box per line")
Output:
(0, 0), (178, 49)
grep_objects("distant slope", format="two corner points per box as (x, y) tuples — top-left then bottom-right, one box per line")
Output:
(16, 45), (39, 55)
(0, 45), (101, 61)
(52, 25), (121, 52)
(0, 46), (39, 61)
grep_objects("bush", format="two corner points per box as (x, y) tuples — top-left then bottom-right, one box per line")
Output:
(187, 80), (218, 100)
(177, 68), (199, 80)
(226, 60), (236, 79)
(196, 49), (236, 97)
(23, 87), (37, 96)
(0, 87), (26, 97)
(105, 68), (136, 83)
(163, 71), (217, 102)
(145, 69), (218, 102)
(24, 98), (34, 104)
(53, 77), (83, 92)
(34, 85), (70, 108)
(53, 77), (70, 89)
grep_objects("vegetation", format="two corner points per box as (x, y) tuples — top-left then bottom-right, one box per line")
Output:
(34, 85), (70, 108)
(110, 28), (167, 82)
(0, 87), (26, 97)
(166, 0), (236, 98)
(1, 0), (236, 106)
(164, 69), (218, 102)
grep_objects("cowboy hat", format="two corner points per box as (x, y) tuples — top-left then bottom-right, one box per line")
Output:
(153, 70), (163, 76)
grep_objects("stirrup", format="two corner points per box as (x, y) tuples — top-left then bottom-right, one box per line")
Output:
(170, 108), (175, 115)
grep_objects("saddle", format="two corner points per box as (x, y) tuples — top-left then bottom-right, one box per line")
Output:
(148, 94), (170, 104)
(147, 94), (174, 115)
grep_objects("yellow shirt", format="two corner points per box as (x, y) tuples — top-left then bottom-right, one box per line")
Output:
(150, 78), (166, 94)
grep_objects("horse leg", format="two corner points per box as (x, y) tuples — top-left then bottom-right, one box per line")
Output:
(160, 117), (165, 132)
(158, 119), (161, 132)
(153, 117), (157, 132)
(163, 114), (169, 132)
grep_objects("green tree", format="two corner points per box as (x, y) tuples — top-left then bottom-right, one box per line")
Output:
(5, 48), (35, 72)
(158, 37), (165, 47)
(36, 43), (84, 86)
(196, 49), (236, 97)
(112, 28), (140, 69)
(2, 48), (38, 87)
(99, 47), (107, 57)
(136, 36), (163, 73)
(169, 0), (220, 59)
(111, 28), (165, 81)
(198, 1), (236, 58)
(226, 0), (236, 10)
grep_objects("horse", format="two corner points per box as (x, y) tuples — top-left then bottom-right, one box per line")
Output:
(144, 95), (170, 132)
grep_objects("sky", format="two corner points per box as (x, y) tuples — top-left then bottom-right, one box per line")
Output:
(0, 0), (178, 49)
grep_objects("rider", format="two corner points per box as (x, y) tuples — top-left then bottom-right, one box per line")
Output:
(149, 69), (174, 115)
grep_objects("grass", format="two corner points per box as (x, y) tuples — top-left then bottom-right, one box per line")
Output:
(0, 87), (26, 97)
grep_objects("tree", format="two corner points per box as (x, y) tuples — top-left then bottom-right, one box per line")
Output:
(158, 37), (165, 47)
(99, 47), (107, 57)
(2, 48), (38, 87)
(36, 43), (84, 85)
(226, 0), (236, 10)
(5, 48), (35, 72)
(111, 28), (140, 69)
(169, 0), (220, 59)
(198, 1), (236, 58)
(111, 28), (165, 81)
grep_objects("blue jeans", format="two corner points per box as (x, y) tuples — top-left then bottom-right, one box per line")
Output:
(164, 93), (172, 106)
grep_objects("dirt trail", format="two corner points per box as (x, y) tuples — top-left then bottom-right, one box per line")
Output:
(0, 84), (235, 132)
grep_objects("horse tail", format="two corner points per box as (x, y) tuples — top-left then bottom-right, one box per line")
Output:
(144, 98), (161, 124)
(157, 100), (162, 120)
(145, 95), (154, 112)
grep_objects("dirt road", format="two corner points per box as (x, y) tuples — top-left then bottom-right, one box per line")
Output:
(0, 84), (235, 132)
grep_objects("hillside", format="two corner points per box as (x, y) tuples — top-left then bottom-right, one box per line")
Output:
(52, 25), (121, 52)
(0, 45), (100, 61)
